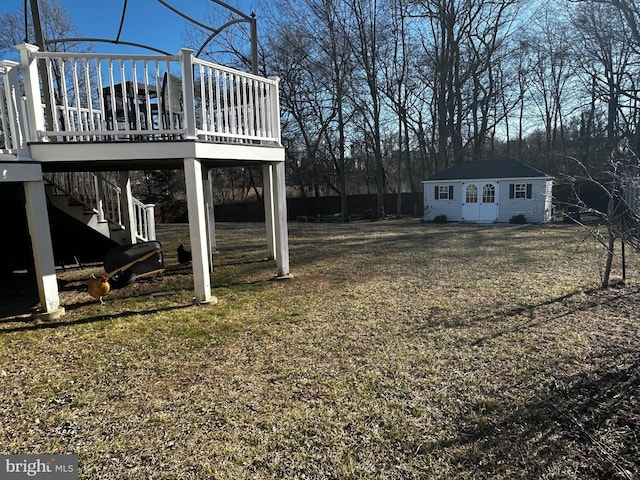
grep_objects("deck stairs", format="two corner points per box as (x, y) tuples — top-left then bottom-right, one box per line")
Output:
(44, 171), (156, 245)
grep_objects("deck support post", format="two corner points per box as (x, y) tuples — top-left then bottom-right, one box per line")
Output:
(24, 179), (64, 318)
(272, 161), (291, 279)
(262, 163), (276, 260)
(119, 171), (136, 245)
(206, 168), (217, 271)
(184, 158), (215, 304)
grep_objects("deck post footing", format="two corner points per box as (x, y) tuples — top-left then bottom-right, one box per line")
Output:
(31, 307), (66, 321)
(272, 274), (294, 281)
(196, 297), (218, 305)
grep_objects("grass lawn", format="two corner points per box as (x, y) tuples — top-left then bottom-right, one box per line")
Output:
(1, 218), (639, 479)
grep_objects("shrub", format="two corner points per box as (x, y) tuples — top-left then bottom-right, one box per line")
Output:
(433, 214), (448, 223)
(509, 214), (526, 224)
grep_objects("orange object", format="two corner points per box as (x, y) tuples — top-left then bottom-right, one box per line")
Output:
(88, 274), (110, 304)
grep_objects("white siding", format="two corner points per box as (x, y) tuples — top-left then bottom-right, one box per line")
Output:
(497, 178), (553, 223)
(423, 181), (464, 221)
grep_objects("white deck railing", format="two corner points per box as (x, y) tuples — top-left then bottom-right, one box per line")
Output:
(193, 58), (281, 143)
(15, 44), (281, 146)
(0, 60), (23, 154)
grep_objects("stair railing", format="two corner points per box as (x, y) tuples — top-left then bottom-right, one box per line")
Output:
(133, 196), (156, 242)
(44, 171), (155, 242)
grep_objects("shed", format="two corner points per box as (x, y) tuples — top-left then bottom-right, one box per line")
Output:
(422, 160), (553, 223)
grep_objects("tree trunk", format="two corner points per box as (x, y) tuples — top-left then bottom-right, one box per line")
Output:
(602, 195), (616, 288)
(396, 106), (403, 218)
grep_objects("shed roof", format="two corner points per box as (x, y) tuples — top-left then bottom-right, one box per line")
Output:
(426, 159), (550, 181)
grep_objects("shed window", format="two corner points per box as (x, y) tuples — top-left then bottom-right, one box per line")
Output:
(435, 185), (454, 200)
(509, 183), (532, 199)
(482, 184), (495, 203)
(466, 184), (478, 203)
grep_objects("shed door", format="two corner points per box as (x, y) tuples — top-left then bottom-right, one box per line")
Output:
(462, 183), (479, 221)
(478, 182), (498, 222)
(462, 182), (499, 222)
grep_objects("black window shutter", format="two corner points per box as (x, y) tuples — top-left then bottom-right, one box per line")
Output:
(449, 185), (454, 199)
(435, 186), (439, 199)
(509, 184), (514, 199)
(526, 184), (532, 199)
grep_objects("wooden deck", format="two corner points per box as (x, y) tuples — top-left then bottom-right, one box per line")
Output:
(0, 44), (290, 316)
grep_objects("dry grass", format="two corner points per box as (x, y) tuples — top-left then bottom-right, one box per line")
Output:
(1, 218), (639, 479)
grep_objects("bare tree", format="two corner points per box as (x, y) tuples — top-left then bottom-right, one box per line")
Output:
(572, 1), (635, 151)
(583, 0), (640, 154)
(347, 0), (391, 217)
(267, 22), (335, 197)
(584, 0), (640, 53)
(0, 0), (80, 56)
(465, 0), (520, 159)
(381, 0), (420, 217)
(319, 0), (354, 218)
(415, 0), (462, 170)
(412, 0), (521, 169)
(562, 142), (640, 288)
(524, 5), (575, 174)
(266, 0), (356, 217)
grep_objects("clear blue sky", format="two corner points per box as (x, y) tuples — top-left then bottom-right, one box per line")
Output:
(1, 0), (261, 55)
